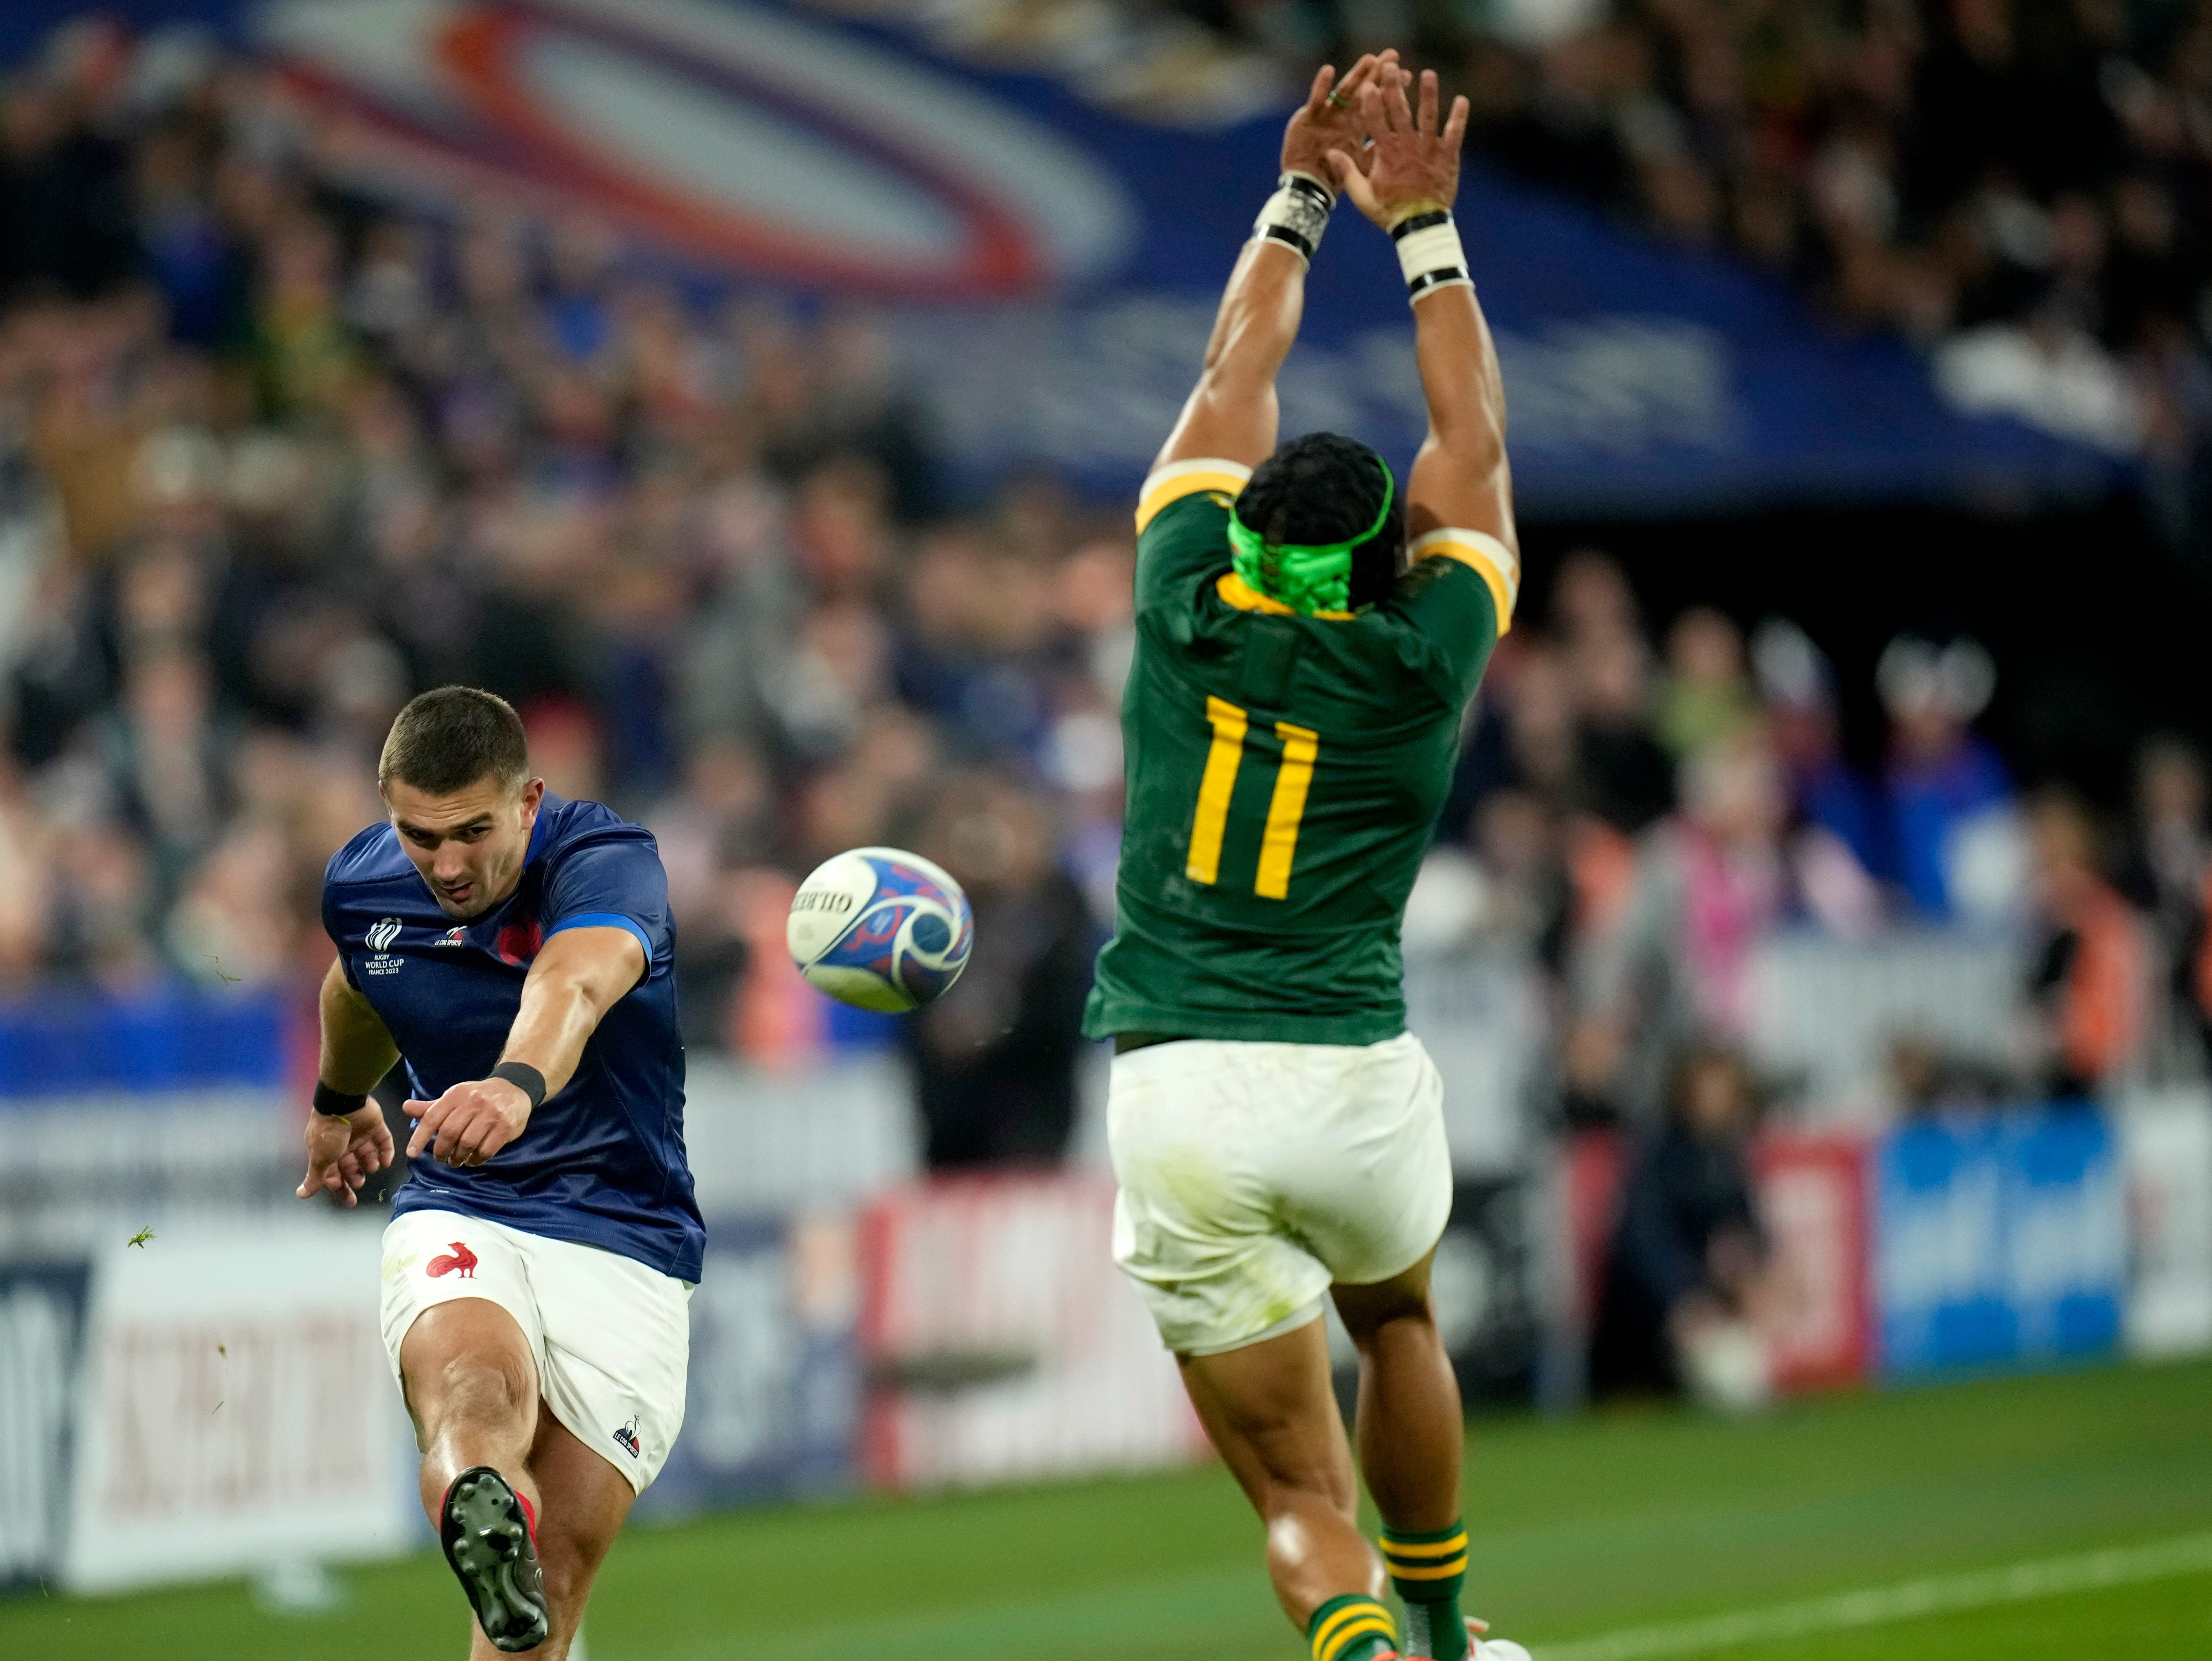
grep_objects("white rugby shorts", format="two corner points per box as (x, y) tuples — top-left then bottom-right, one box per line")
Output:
(1108, 1031), (1453, 1356)
(380, 1209), (693, 1493)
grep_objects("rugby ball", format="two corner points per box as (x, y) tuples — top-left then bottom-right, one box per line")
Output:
(787, 846), (973, 1013)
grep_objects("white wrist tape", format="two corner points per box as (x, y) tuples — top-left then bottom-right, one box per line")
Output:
(1392, 209), (1471, 301)
(1253, 171), (1335, 267)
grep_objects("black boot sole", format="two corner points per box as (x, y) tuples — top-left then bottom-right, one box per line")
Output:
(440, 1466), (551, 1653)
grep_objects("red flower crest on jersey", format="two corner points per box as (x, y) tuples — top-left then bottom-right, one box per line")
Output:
(496, 921), (544, 966)
(427, 1241), (479, 1279)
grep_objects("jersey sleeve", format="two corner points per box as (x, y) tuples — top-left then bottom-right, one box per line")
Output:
(542, 831), (674, 975)
(1133, 459), (1250, 617)
(1381, 529), (1517, 710)
(321, 859), (361, 991)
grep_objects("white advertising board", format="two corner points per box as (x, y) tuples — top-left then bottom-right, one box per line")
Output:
(2122, 1088), (2212, 1358)
(61, 1223), (415, 1593)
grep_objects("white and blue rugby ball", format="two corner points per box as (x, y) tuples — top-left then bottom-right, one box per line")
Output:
(787, 846), (974, 1013)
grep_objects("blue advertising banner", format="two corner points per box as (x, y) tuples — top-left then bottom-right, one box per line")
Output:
(0, 0), (2119, 514)
(635, 1213), (859, 1520)
(0, 990), (288, 1099)
(1874, 1107), (2125, 1379)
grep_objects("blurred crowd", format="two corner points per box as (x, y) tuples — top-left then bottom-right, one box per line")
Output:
(850, 0), (2212, 530)
(0, 23), (1108, 1167)
(5, 15), (2212, 1182)
(1417, 546), (2212, 1122)
(1148, 0), (2212, 536)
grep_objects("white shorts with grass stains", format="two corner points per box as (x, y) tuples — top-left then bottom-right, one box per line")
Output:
(1107, 1031), (1453, 1357)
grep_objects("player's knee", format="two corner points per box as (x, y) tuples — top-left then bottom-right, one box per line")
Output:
(1335, 1278), (1437, 1351)
(432, 1349), (534, 1430)
(1235, 1424), (1359, 1515)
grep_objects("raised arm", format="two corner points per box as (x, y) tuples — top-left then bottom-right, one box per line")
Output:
(1331, 65), (1519, 621)
(406, 925), (646, 1168)
(1154, 55), (1392, 472)
(297, 957), (402, 1206)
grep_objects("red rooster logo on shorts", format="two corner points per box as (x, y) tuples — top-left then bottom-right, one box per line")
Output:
(427, 1241), (479, 1279)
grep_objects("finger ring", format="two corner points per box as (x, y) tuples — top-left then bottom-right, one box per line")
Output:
(1327, 88), (1349, 108)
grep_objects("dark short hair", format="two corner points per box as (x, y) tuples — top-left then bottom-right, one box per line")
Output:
(1236, 431), (1406, 609)
(378, 687), (531, 797)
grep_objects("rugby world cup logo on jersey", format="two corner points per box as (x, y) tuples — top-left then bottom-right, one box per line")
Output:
(253, 0), (1133, 298)
(364, 916), (407, 976)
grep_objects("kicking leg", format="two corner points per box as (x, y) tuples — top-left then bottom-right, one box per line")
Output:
(400, 1298), (551, 1653)
(488, 1410), (636, 1661)
(1333, 1250), (1472, 1661)
(1179, 1319), (1398, 1661)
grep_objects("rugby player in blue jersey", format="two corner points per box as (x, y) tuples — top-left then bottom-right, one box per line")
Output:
(298, 686), (701, 1657)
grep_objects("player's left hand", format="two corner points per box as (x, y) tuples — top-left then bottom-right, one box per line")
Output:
(298, 1105), (396, 1206)
(406, 1077), (534, 1167)
(1280, 51), (1394, 184)
(1329, 63), (1470, 228)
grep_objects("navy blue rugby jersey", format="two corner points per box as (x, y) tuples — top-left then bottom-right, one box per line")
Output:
(322, 794), (703, 1281)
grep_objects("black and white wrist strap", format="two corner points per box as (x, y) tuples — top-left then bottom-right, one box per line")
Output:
(1254, 171), (1335, 266)
(1392, 208), (1473, 301)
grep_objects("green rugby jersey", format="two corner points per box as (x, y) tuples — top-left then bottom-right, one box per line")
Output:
(1082, 458), (1517, 1046)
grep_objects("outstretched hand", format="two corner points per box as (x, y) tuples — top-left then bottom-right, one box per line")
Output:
(1280, 51), (1395, 185)
(1327, 63), (1469, 228)
(297, 1104), (395, 1206)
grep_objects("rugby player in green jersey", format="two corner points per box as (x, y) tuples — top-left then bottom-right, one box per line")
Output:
(1082, 51), (1524, 1661)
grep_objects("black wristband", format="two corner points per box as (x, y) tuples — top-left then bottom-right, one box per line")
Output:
(489, 1062), (547, 1110)
(1406, 265), (1470, 297)
(1389, 208), (1453, 241)
(313, 1081), (370, 1119)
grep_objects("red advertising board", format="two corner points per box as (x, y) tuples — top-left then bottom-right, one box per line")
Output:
(858, 1174), (1207, 1490)
(1751, 1132), (1872, 1393)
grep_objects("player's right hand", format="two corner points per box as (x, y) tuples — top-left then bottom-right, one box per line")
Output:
(407, 1075), (535, 1168)
(297, 1104), (396, 1207)
(1328, 63), (1469, 230)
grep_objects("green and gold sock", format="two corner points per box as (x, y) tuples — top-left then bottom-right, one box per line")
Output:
(1308, 1593), (1397, 1661)
(1382, 1523), (1470, 1661)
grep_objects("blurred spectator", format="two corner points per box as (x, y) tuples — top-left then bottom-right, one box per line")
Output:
(2124, 736), (2211, 951)
(1582, 726), (1876, 1120)
(0, 45), (142, 304)
(903, 775), (1093, 1169)
(2121, 737), (2212, 1072)
(1753, 618), (1886, 883)
(1877, 634), (2023, 924)
(1652, 607), (1755, 760)
(648, 737), (771, 1050)
(1557, 553), (1673, 835)
(2024, 789), (2147, 1099)
(1588, 1044), (1776, 1408)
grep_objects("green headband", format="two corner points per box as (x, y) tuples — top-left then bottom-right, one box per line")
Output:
(1227, 458), (1395, 617)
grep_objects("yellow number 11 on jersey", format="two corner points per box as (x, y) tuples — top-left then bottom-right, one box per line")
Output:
(1186, 695), (1318, 900)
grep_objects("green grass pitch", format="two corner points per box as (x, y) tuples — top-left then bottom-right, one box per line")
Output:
(8, 1357), (2210, 1660)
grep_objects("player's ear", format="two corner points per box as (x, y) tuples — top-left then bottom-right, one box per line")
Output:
(518, 777), (546, 822)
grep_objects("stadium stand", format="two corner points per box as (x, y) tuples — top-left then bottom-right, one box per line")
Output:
(3, 6), (2212, 1121)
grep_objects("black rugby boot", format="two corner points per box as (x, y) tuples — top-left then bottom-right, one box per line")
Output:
(439, 1466), (550, 1652)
